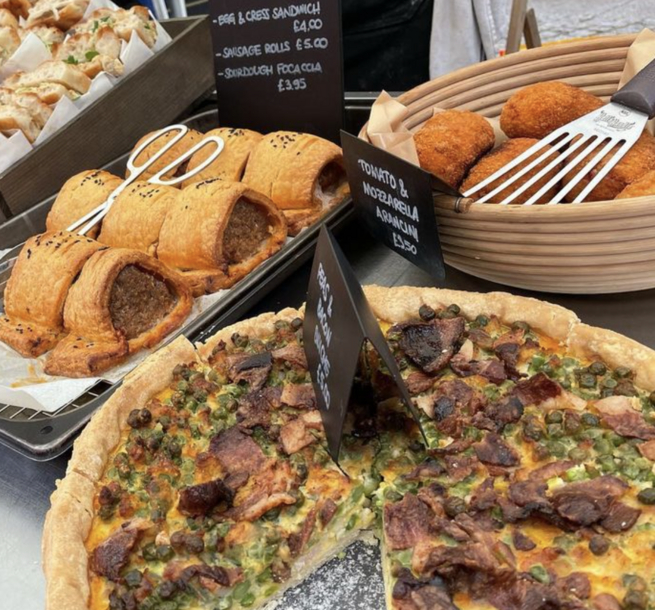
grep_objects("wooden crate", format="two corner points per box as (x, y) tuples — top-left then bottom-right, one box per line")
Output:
(361, 34), (655, 294)
(0, 16), (214, 224)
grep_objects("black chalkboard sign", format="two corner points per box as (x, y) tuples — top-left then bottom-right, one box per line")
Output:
(303, 226), (425, 463)
(208, 0), (344, 143)
(341, 131), (446, 281)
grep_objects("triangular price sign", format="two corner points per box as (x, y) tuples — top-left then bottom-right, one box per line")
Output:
(303, 225), (425, 463)
(341, 130), (446, 281)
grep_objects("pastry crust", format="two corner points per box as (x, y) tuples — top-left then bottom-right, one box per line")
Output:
(363, 285), (579, 344)
(283, 206), (329, 236)
(197, 306), (302, 360)
(42, 470), (95, 610)
(568, 324), (655, 392)
(44, 248), (193, 377)
(157, 179), (287, 296)
(46, 170), (123, 239)
(129, 127), (203, 181)
(98, 181), (178, 256)
(0, 231), (103, 356)
(182, 127), (263, 187)
(242, 131), (349, 211)
(42, 286), (655, 610)
(43, 336), (198, 610)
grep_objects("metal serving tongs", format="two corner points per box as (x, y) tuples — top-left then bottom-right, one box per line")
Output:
(0, 125), (224, 277)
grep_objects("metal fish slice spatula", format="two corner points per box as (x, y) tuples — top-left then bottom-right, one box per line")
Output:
(463, 57), (655, 205)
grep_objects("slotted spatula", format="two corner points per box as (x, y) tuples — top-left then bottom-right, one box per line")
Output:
(463, 56), (655, 205)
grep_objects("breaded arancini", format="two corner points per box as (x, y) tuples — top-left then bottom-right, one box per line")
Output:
(414, 110), (495, 188)
(500, 82), (603, 139)
(562, 131), (655, 202)
(616, 169), (655, 199)
(461, 138), (563, 204)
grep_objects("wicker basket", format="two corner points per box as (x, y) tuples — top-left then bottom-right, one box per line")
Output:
(361, 34), (655, 294)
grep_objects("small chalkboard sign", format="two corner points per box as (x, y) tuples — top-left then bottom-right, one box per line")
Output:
(208, 0), (344, 143)
(303, 226), (425, 463)
(341, 131), (446, 281)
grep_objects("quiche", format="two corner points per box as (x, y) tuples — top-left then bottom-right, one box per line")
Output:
(43, 287), (655, 610)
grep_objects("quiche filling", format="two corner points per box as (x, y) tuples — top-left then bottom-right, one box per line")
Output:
(84, 303), (655, 610)
(87, 318), (376, 610)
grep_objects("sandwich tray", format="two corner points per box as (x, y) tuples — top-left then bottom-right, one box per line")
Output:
(0, 109), (355, 460)
(0, 16), (215, 224)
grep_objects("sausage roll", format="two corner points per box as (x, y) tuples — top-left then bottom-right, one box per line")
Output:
(0, 231), (103, 357)
(242, 131), (349, 235)
(157, 180), (287, 296)
(46, 170), (122, 239)
(130, 128), (203, 182)
(98, 182), (178, 256)
(182, 127), (263, 187)
(44, 248), (192, 377)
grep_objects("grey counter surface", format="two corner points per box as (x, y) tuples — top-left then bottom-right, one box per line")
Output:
(1, 221), (654, 609)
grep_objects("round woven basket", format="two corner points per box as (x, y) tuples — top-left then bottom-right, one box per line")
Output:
(360, 34), (655, 294)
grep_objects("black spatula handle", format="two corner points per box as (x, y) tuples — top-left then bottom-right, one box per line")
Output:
(612, 56), (655, 119)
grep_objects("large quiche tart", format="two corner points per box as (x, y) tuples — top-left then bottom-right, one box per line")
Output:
(43, 287), (655, 610)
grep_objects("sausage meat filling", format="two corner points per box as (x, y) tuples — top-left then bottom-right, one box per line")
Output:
(109, 265), (177, 339)
(223, 199), (271, 264)
(315, 162), (348, 207)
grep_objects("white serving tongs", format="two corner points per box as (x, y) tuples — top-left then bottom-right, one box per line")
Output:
(0, 125), (224, 275)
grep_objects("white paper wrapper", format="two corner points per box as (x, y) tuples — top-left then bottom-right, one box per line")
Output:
(0, 289), (229, 412)
(0, 0), (172, 174)
(0, 131), (32, 171)
(0, 32), (51, 81)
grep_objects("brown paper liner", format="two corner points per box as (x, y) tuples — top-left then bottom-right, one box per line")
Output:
(618, 28), (655, 135)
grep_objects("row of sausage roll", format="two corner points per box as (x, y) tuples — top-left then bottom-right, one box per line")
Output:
(129, 128), (351, 235)
(45, 173), (288, 296)
(0, 128), (348, 376)
(0, 232), (193, 377)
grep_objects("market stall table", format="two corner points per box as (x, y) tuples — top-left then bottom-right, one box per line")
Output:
(2, 220), (654, 609)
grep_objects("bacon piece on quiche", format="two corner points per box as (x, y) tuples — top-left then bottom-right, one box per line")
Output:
(594, 395), (655, 439)
(384, 493), (434, 551)
(394, 316), (465, 374)
(209, 426), (266, 478)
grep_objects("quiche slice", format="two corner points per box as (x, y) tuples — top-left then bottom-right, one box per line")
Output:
(360, 287), (655, 610)
(43, 308), (378, 610)
(43, 287), (655, 610)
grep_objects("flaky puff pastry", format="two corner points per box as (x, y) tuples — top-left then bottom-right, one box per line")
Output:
(182, 127), (263, 187)
(44, 248), (192, 378)
(46, 170), (122, 239)
(98, 181), (178, 256)
(0, 231), (103, 357)
(157, 179), (287, 296)
(242, 131), (349, 234)
(130, 128), (203, 181)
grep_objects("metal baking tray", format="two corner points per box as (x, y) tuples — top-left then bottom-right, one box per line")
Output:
(0, 109), (355, 460)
